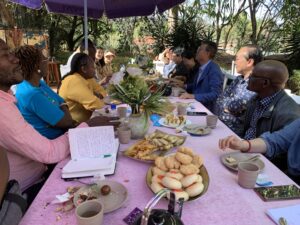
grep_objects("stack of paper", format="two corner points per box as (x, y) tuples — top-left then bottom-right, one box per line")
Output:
(62, 126), (119, 179)
(266, 204), (300, 225)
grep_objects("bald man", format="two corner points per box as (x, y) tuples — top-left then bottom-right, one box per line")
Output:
(242, 60), (300, 140)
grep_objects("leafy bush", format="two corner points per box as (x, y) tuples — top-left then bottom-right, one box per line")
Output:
(288, 70), (300, 95)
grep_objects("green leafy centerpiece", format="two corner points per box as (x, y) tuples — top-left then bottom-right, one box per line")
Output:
(108, 75), (173, 139)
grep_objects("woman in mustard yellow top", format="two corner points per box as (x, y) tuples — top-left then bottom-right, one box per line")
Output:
(58, 53), (106, 123)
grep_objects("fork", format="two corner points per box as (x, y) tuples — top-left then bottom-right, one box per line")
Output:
(230, 154), (260, 168)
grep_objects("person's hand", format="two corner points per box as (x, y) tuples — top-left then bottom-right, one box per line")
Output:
(94, 92), (104, 99)
(169, 78), (184, 88)
(179, 93), (194, 99)
(219, 135), (245, 151)
(86, 116), (120, 129)
(173, 76), (186, 82)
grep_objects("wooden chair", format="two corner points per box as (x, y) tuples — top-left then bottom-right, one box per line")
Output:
(46, 61), (61, 88)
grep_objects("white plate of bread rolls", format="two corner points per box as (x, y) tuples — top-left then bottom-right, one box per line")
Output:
(146, 146), (209, 201)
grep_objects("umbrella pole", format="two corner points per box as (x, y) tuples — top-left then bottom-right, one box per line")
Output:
(84, 0), (88, 54)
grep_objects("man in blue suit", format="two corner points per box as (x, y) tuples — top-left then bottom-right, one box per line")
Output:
(180, 41), (224, 113)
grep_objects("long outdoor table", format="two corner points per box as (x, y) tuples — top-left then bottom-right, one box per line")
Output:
(19, 98), (300, 225)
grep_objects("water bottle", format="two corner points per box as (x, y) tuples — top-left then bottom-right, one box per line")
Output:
(110, 104), (117, 116)
(120, 64), (126, 73)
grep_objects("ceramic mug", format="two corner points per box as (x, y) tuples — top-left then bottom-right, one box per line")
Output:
(117, 126), (131, 144)
(177, 104), (188, 116)
(75, 199), (104, 225)
(172, 88), (181, 97)
(117, 106), (128, 118)
(238, 162), (260, 189)
(206, 115), (218, 128)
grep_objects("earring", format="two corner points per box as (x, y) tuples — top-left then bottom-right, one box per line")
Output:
(37, 69), (41, 73)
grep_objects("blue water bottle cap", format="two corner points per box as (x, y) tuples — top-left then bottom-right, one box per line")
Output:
(110, 104), (117, 110)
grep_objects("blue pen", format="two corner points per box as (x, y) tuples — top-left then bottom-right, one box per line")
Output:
(103, 154), (112, 158)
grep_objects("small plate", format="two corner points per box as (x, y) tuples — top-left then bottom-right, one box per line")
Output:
(73, 180), (128, 213)
(183, 124), (211, 136)
(220, 152), (265, 172)
(103, 96), (121, 105)
(146, 165), (210, 201)
(158, 118), (191, 128)
(94, 107), (117, 117)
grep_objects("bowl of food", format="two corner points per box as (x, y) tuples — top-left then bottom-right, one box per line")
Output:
(123, 130), (186, 162)
(146, 146), (209, 201)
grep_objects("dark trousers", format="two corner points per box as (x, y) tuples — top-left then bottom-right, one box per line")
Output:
(22, 163), (56, 206)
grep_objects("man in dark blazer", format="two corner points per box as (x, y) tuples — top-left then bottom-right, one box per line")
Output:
(180, 41), (224, 113)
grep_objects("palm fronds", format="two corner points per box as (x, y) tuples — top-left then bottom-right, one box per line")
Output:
(108, 75), (173, 116)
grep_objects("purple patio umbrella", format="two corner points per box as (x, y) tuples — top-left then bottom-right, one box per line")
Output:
(9, 0), (185, 19)
(9, 0), (184, 51)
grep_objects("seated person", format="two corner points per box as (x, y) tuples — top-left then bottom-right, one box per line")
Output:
(100, 49), (116, 85)
(0, 38), (120, 204)
(95, 46), (105, 82)
(170, 49), (199, 94)
(242, 60), (300, 140)
(15, 45), (76, 139)
(159, 48), (176, 77)
(61, 38), (107, 97)
(219, 119), (300, 184)
(180, 41), (224, 113)
(215, 45), (262, 136)
(58, 53), (105, 123)
(168, 47), (189, 80)
(0, 147), (9, 203)
(61, 38), (96, 77)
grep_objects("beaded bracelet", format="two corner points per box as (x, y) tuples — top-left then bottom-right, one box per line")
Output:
(241, 140), (251, 153)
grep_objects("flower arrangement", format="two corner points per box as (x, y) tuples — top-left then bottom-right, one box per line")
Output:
(108, 75), (173, 118)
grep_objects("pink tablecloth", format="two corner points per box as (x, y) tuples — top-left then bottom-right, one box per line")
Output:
(20, 99), (300, 225)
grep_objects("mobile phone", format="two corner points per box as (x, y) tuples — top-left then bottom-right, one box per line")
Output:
(254, 184), (300, 201)
(187, 111), (208, 116)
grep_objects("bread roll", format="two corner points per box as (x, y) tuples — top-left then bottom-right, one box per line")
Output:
(175, 152), (193, 165)
(196, 175), (203, 183)
(152, 166), (166, 176)
(155, 157), (168, 171)
(165, 169), (183, 180)
(151, 181), (164, 193)
(152, 174), (164, 183)
(165, 156), (181, 169)
(168, 190), (189, 201)
(162, 176), (182, 190)
(180, 174), (198, 188)
(192, 155), (204, 168)
(178, 146), (194, 157)
(185, 182), (204, 197)
(180, 164), (200, 175)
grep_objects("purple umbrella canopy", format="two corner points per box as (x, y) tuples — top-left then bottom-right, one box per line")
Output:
(9, 0), (185, 19)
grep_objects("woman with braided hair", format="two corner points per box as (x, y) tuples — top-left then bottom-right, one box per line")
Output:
(15, 45), (77, 139)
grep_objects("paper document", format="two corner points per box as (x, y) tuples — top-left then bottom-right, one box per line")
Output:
(62, 126), (119, 178)
(69, 126), (115, 160)
(267, 204), (300, 225)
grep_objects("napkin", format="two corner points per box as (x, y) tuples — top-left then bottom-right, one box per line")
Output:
(150, 114), (161, 127)
(267, 204), (300, 225)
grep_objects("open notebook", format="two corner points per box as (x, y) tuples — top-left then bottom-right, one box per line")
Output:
(62, 126), (119, 179)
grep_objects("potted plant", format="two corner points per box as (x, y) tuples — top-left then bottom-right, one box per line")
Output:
(108, 75), (173, 139)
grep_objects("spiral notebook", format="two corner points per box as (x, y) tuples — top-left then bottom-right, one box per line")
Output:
(62, 126), (119, 179)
